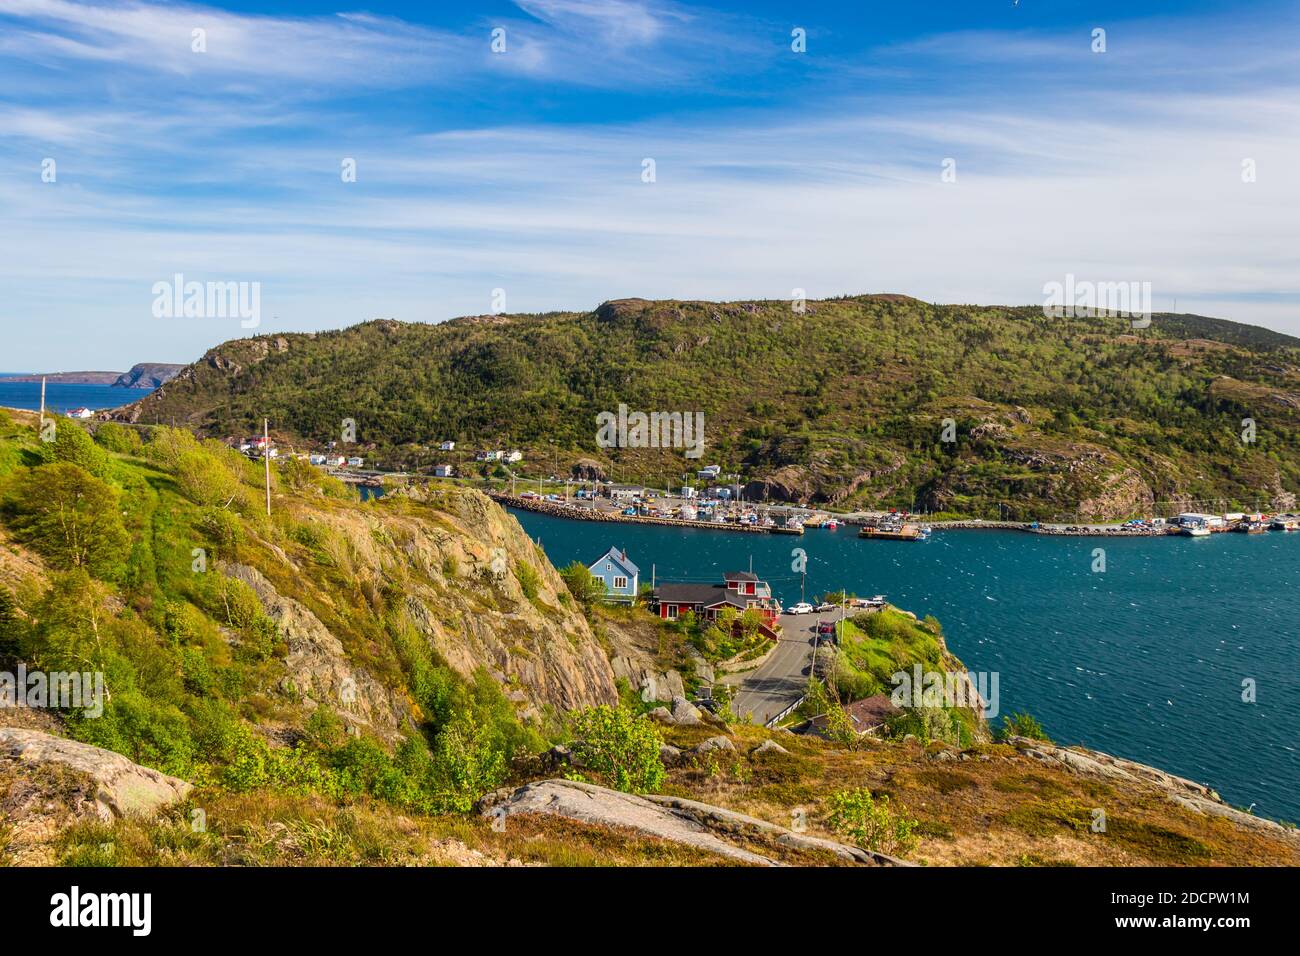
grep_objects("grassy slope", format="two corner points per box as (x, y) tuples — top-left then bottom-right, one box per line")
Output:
(2, 409), (1296, 867)
(116, 296), (1300, 519)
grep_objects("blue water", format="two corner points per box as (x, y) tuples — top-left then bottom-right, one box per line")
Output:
(512, 509), (1300, 823)
(0, 380), (150, 413)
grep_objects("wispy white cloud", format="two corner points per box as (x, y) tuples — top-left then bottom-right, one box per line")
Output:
(0, 0), (1297, 369)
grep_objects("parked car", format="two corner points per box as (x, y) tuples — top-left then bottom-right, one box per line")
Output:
(787, 602), (814, 615)
(814, 602), (836, 612)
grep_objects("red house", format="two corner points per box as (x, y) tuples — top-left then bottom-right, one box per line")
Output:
(653, 571), (780, 627)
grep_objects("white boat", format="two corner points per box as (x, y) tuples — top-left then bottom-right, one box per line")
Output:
(1181, 525), (1211, 537)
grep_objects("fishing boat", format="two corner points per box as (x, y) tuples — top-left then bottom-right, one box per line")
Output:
(1180, 524), (1211, 537)
(859, 521), (922, 541)
(916, 526), (932, 541)
(825, 518), (838, 530)
(1234, 520), (1268, 534)
(772, 515), (805, 535)
(1270, 516), (1299, 531)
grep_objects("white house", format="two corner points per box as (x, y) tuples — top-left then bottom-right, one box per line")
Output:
(347, 456), (365, 468)
(433, 464), (454, 478)
(505, 450), (523, 463)
(439, 440), (456, 451)
(65, 407), (95, 419)
(309, 454), (327, 466)
(697, 464), (722, 480)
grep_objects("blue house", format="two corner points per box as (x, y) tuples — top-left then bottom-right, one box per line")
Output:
(587, 547), (640, 603)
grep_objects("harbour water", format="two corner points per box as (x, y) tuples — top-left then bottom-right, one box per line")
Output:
(0, 379), (149, 414)
(512, 508), (1300, 823)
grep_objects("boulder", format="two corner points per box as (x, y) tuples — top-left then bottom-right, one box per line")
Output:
(696, 736), (735, 754)
(671, 696), (703, 726)
(647, 707), (676, 726)
(476, 778), (911, 866)
(659, 744), (684, 767)
(751, 739), (788, 756)
(0, 728), (190, 821)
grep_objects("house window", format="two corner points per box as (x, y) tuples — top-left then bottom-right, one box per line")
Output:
(666, 605), (678, 619)
(606, 563), (612, 572)
(613, 576), (628, 590)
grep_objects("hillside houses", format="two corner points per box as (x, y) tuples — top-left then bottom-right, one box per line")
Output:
(653, 570), (780, 627)
(586, 547), (639, 603)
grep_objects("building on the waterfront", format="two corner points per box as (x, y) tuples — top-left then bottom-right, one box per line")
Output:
(586, 547), (639, 603)
(653, 571), (780, 627)
(65, 407), (95, 419)
(606, 485), (644, 501)
(433, 464), (454, 478)
(1176, 512), (1226, 531)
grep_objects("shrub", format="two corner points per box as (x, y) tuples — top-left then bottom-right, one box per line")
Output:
(515, 560), (541, 601)
(887, 706), (963, 746)
(570, 705), (664, 793)
(559, 561), (605, 609)
(2, 463), (130, 577)
(94, 422), (143, 455)
(999, 711), (1051, 742)
(826, 787), (918, 857)
(40, 422), (110, 478)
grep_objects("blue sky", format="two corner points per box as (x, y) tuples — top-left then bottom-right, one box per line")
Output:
(2, 0), (1299, 369)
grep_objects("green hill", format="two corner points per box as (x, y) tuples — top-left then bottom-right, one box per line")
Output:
(110, 296), (1300, 519)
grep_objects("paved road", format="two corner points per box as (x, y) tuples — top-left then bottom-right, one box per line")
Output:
(729, 609), (847, 726)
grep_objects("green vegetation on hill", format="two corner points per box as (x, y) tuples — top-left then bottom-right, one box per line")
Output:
(113, 296), (1300, 519)
(0, 413), (541, 814)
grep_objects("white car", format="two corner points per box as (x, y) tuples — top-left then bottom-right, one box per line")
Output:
(787, 602), (814, 615)
(814, 602), (837, 612)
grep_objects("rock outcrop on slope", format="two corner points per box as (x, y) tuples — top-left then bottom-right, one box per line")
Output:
(1008, 736), (1300, 842)
(476, 778), (911, 866)
(113, 363), (185, 389)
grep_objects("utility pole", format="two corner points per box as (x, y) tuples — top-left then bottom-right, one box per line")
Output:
(263, 418), (272, 516)
(38, 376), (46, 433)
(651, 564), (656, 589)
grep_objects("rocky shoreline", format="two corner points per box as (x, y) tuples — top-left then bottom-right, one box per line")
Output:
(495, 495), (1181, 538)
(489, 493), (769, 533)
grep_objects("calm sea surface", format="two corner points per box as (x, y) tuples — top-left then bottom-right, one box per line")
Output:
(512, 508), (1300, 823)
(0, 379), (150, 413)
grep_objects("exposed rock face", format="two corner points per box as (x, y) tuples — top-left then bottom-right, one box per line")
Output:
(113, 363), (184, 389)
(1008, 737), (1300, 842)
(221, 562), (411, 744)
(375, 487), (618, 715)
(570, 458), (608, 482)
(0, 728), (191, 821)
(477, 779), (911, 866)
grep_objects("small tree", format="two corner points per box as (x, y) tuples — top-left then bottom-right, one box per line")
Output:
(94, 422), (143, 455)
(826, 787), (918, 857)
(41, 422), (110, 478)
(559, 561), (605, 609)
(999, 711), (1050, 742)
(570, 705), (665, 793)
(3, 463), (130, 578)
